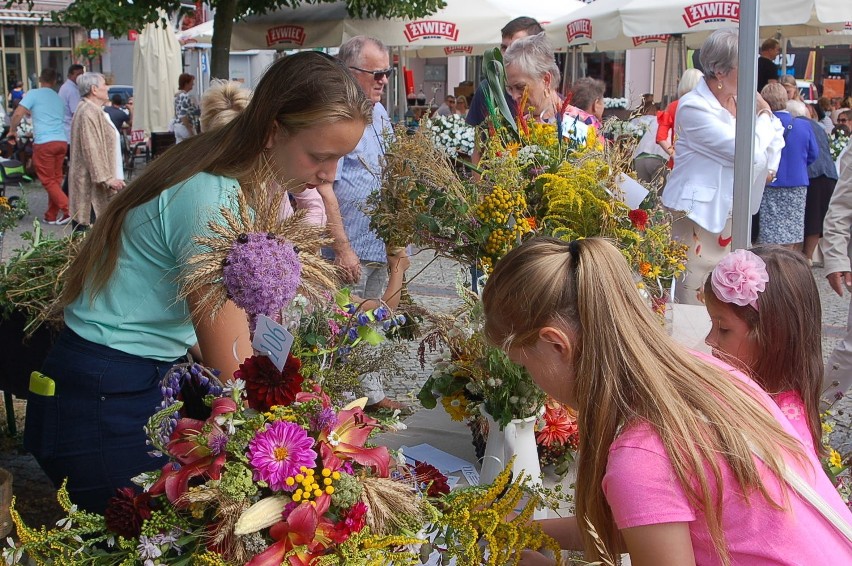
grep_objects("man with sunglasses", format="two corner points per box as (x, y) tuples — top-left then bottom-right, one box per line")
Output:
(333, 36), (409, 413)
(436, 94), (457, 117)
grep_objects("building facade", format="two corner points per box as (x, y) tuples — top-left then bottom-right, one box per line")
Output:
(0, 1), (84, 110)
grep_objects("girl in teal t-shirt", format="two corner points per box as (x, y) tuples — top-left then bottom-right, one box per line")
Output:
(24, 52), (373, 513)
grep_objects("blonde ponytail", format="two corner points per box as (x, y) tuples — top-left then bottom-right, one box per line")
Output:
(483, 237), (806, 564)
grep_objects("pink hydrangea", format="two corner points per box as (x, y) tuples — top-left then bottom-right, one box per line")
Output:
(248, 421), (317, 491)
(710, 249), (769, 310)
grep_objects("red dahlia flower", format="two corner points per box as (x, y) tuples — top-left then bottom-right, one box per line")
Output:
(235, 354), (304, 412)
(104, 487), (152, 538)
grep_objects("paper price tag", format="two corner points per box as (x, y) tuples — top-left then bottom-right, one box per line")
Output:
(461, 465), (479, 486)
(251, 315), (294, 372)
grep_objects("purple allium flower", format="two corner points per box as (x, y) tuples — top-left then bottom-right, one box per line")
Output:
(356, 313), (371, 326)
(309, 407), (338, 433)
(248, 421), (317, 491)
(222, 232), (302, 326)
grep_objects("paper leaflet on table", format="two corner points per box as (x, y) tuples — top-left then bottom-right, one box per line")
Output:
(400, 443), (480, 486)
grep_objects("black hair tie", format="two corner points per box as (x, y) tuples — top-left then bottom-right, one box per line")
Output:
(567, 240), (581, 265)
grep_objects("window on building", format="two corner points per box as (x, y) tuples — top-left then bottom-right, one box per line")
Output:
(40, 27), (71, 48)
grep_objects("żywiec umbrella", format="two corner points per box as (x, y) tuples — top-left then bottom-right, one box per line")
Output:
(180, 0), (585, 55)
(545, 0), (850, 52)
(619, 0), (850, 39)
(544, 0), (676, 52)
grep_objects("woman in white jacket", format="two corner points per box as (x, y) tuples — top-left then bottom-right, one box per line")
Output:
(663, 28), (784, 305)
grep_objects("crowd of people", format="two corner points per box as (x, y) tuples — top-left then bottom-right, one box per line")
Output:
(5, 64), (132, 229)
(624, 33), (852, 306)
(5, 15), (852, 566)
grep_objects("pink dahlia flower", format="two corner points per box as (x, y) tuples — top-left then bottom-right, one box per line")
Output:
(248, 420), (318, 491)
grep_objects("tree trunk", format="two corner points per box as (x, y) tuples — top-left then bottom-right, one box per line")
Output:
(211, 0), (238, 80)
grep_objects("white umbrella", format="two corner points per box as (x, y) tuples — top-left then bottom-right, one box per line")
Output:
(133, 15), (182, 135)
(788, 23), (852, 47)
(177, 19), (213, 44)
(544, 0), (698, 52)
(190, 0), (584, 53)
(619, 0), (850, 38)
(545, 0), (850, 51)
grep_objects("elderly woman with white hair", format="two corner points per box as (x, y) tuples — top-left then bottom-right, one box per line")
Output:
(756, 83), (818, 249)
(503, 32), (562, 124)
(662, 28), (784, 305)
(68, 72), (125, 230)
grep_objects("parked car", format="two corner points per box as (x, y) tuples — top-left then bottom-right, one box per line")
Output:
(107, 84), (133, 105)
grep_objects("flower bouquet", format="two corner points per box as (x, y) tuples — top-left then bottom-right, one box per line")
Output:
(603, 97), (629, 110)
(7, 366), (434, 565)
(73, 38), (107, 62)
(0, 219), (81, 335)
(830, 130), (850, 161)
(0, 194), (27, 235)
(600, 117), (647, 142)
(820, 389), (851, 511)
(425, 114), (475, 159)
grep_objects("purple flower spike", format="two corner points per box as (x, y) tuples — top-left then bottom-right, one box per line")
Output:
(222, 232), (302, 325)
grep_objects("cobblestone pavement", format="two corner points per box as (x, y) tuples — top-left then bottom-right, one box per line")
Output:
(2, 179), (851, 532)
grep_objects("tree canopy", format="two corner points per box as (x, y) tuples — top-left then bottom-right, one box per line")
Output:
(6, 0), (446, 77)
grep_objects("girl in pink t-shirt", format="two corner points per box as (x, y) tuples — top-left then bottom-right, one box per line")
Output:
(481, 237), (852, 566)
(704, 247), (823, 456)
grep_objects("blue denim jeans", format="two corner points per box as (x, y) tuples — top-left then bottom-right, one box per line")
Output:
(24, 328), (178, 513)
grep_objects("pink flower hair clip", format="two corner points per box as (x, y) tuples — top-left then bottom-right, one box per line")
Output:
(710, 249), (769, 311)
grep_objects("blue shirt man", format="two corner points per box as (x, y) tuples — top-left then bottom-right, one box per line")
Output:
(333, 35), (405, 412)
(58, 64), (84, 141)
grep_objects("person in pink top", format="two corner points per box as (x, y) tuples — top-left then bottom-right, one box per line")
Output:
(481, 237), (852, 566)
(704, 247), (823, 456)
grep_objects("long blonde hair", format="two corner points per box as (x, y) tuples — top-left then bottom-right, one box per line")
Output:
(482, 237), (805, 564)
(60, 52), (371, 307)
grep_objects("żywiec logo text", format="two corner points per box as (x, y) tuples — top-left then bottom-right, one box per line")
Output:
(404, 21), (459, 42)
(632, 35), (670, 47)
(444, 45), (473, 55)
(566, 19), (592, 42)
(682, 2), (739, 27)
(266, 25), (306, 47)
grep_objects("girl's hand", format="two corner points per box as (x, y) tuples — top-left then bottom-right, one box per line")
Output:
(519, 550), (556, 566)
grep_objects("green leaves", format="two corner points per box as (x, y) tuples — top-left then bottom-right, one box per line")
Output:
(482, 47), (517, 135)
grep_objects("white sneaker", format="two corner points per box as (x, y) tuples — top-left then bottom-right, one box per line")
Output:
(48, 212), (71, 225)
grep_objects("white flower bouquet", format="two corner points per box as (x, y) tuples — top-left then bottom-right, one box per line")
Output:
(603, 97), (629, 109)
(426, 114), (476, 159)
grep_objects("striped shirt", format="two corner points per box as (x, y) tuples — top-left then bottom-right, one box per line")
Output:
(333, 102), (392, 263)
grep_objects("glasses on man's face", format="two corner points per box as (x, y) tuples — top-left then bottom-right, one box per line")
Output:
(349, 66), (394, 81)
(839, 118), (849, 124)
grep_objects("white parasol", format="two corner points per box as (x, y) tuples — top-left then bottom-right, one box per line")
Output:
(133, 14), (182, 135)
